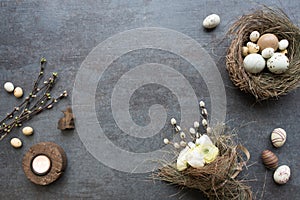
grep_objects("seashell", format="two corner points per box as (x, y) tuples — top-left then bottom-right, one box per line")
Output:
(273, 165), (291, 184)
(271, 128), (286, 148)
(261, 150), (278, 169)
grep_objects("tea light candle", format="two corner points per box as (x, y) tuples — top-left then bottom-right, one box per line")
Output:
(31, 155), (51, 176)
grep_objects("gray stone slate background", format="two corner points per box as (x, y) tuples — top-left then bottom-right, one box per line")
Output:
(0, 0), (299, 199)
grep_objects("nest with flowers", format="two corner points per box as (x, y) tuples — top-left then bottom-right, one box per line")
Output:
(226, 7), (300, 100)
(155, 101), (252, 200)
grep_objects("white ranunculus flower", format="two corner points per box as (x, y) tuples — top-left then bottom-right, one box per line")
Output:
(186, 148), (205, 168)
(176, 146), (190, 171)
(195, 134), (213, 146)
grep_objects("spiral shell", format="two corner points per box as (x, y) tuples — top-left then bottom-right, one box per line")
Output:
(271, 128), (286, 148)
(261, 150), (278, 169)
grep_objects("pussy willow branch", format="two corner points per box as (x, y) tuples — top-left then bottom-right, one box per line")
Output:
(0, 58), (67, 140)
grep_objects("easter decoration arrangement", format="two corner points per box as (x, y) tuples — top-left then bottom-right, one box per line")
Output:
(155, 101), (252, 200)
(226, 7), (300, 100)
(1, 58), (69, 185)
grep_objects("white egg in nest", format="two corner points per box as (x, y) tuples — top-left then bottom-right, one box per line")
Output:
(243, 53), (266, 73)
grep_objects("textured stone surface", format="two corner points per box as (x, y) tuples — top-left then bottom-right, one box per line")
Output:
(0, 0), (299, 199)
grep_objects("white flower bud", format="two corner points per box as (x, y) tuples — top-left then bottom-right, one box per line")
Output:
(196, 132), (200, 138)
(163, 138), (169, 144)
(175, 125), (181, 132)
(180, 132), (186, 139)
(202, 108), (208, 116)
(170, 118), (177, 125)
(173, 142), (180, 149)
(206, 127), (212, 134)
(193, 121), (200, 128)
(189, 127), (196, 134)
(202, 119), (208, 127)
(180, 141), (187, 147)
(199, 101), (205, 108)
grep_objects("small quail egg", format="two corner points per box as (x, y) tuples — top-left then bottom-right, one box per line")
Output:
(278, 39), (289, 50)
(249, 31), (260, 42)
(261, 47), (275, 58)
(267, 53), (289, 74)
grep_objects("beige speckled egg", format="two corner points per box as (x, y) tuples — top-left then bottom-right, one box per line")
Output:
(14, 87), (23, 98)
(249, 31), (260, 42)
(22, 126), (34, 136)
(10, 137), (22, 148)
(267, 53), (289, 74)
(261, 47), (275, 59)
(271, 128), (286, 148)
(274, 165), (291, 184)
(243, 53), (266, 73)
(261, 150), (278, 169)
(247, 42), (260, 53)
(257, 33), (279, 51)
(278, 39), (289, 50)
(202, 14), (220, 29)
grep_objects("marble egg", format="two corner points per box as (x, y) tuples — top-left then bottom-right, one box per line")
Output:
(22, 126), (34, 136)
(274, 165), (291, 184)
(257, 33), (279, 51)
(261, 150), (278, 169)
(249, 31), (260, 42)
(243, 53), (266, 73)
(278, 39), (289, 50)
(247, 42), (260, 53)
(10, 137), (22, 148)
(4, 82), (14, 92)
(267, 53), (289, 74)
(271, 128), (286, 148)
(261, 47), (275, 59)
(202, 14), (220, 29)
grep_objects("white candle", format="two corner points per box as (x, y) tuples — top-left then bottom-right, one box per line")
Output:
(32, 155), (51, 175)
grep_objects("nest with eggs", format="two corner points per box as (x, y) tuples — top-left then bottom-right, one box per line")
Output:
(155, 124), (252, 200)
(226, 7), (300, 100)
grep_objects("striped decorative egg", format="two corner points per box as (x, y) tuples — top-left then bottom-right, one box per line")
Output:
(261, 150), (278, 169)
(271, 128), (287, 148)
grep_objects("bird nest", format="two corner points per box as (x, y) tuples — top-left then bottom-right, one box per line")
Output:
(155, 124), (252, 200)
(226, 7), (300, 100)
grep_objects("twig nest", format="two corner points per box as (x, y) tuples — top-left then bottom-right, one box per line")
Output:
(14, 87), (23, 98)
(273, 165), (291, 184)
(4, 82), (14, 92)
(202, 14), (220, 29)
(226, 7), (300, 100)
(257, 33), (279, 51)
(22, 126), (34, 136)
(10, 137), (22, 148)
(267, 53), (289, 74)
(271, 128), (286, 148)
(261, 149), (278, 169)
(243, 54), (265, 73)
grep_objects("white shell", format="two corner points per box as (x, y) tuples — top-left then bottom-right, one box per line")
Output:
(14, 87), (23, 98)
(271, 128), (286, 148)
(273, 165), (291, 184)
(10, 137), (22, 148)
(249, 31), (260, 42)
(278, 39), (289, 50)
(22, 126), (34, 136)
(261, 47), (275, 59)
(4, 82), (14, 92)
(267, 53), (289, 74)
(202, 14), (220, 29)
(247, 42), (259, 53)
(242, 46), (249, 57)
(243, 54), (266, 73)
